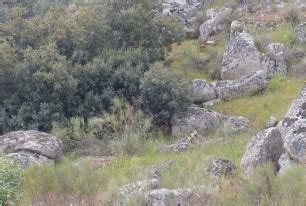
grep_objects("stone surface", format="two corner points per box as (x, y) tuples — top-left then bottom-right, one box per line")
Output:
(266, 116), (278, 128)
(208, 158), (236, 178)
(202, 99), (222, 109)
(241, 127), (284, 176)
(278, 153), (295, 174)
(278, 87), (306, 137)
(215, 70), (267, 101)
(199, 7), (232, 43)
(191, 79), (217, 103)
(143, 187), (210, 206)
(266, 43), (287, 78)
(220, 22), (269, 80)
(283, 119), (306, 164)
(295, 23), (306, 43)
(161, 0), (203, 24)
(171, 106), (249, 137)
(0, 130), (63, 168)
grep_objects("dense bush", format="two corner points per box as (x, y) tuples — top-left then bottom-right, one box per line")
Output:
(53, 98), (152, 155)
(0, 1), (184, 132)
(140, 63), (192, 126)
(0, 157), (24, 205)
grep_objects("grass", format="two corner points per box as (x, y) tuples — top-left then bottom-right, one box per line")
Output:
(213, 76), (305, 129)
(167, 39), (226, 81)
(167, 40), (210, 80)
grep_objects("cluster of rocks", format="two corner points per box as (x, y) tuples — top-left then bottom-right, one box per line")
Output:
(171, 106), (249, 137)
(160, 0), (203, 24)
(0, 130), (63, 168)
(295, 23), (306, 43)
(241, 87), (306, 177)
(220, 22), (287, 81)
(191, 21), (288, 107)
(117, 157), (236, 205)
(199, 7), (232, 43)
(143, 186), (211, 206)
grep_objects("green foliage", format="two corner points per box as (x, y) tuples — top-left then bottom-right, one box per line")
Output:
(1, 1), (184, 132)
(140, 63), (192, 126)
(105, 98), (152, 155)
(52, 98), (152, 155)
(0, 156), (24, 205)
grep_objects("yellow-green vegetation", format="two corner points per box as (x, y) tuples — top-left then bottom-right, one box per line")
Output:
(167, 40), (209, 80)
(21, 130), (251, 205)
(252, 22), (296, 48)
(167, 40), (226, 81)
(213, 76), (305, 129)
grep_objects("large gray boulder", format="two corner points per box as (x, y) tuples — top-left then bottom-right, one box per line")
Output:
(0, 130), (63, 168)
(295, 23), (306, 43)
(220, 23), (269, 80)
(266, 43), (287, 78)
(161, 0), (203, 24)
(240, 127), (284, 176)
(143, 187), (210, 206)
(283, 119), (306, 164)
(171, 106), (249, 137)
(191, 79), (217, 103)
(278, 87), (306, 137)
(208, 158), (236, 179)
(215, 70), (267, 101)
(278, 153), (295, 174)
(199, 7), (232, 43)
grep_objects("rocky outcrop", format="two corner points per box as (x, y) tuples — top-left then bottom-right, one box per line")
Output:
(278, 87), (306, 138)
(283, 119), (306, 164)
(172, 106), (249, 137)
(215, 70), (267, 100)
(192, 79), (217, 103)
(295, 23), (306, 43)
(240, 127), (284, 176)
(143, 187), (210, 206)
(0, 130), (63, 168)
(266, 43), (287, 78)
(199, 7), (232, 43)
(161, 0), (203, 24)
(278, 153), (295, 173)
(208, 158), (236, 179)
(241, 87), (306, 176)
(266, 116), (278, 128)
(220, 22), (269, 80)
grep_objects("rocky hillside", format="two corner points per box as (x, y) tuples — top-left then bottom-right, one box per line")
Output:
(0, 0), (306, 205)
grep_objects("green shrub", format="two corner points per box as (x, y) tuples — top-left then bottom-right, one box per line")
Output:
(104, 98), (152, 155)
(0, 156), (24, 205)
(140, 63), (192, 126)
(53, 98), (152, 156)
